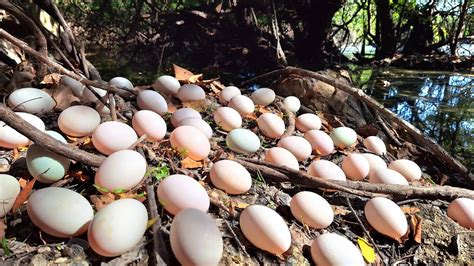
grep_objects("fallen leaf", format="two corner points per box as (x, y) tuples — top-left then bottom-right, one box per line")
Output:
(209, 80), (225, 93)
(40, 73), (61, 85)
(401, 206), (420, 214)
(181, 157), (203, 169)
(357, 237), (376, 263)
(173, 64), (195, 81)
(243, 113), (257, 120)
(90, 193), (115, 211)
(18, 178), (28, 189)
(51, 86), (80, 110)
(232, 199), (250, 209)
(0, 220), (6, 240)
(409, 214), (423, 244)
(12, 169), (48, 213)
(257, 105), (273, 114)
(182, 99), (209, 112)
(188, 74), (203, 83)
(332, 205), (351, 216)
(66, 170), (89, 183)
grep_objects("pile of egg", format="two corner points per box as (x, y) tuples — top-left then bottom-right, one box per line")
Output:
(0, 74), (472, 264)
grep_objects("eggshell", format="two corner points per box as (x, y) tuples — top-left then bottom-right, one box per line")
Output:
(265, 147), (299, 171)
(92, 121), (138, 155)
(257, 113), (285, 139)
(210, 160), (252, 194)
(27, 187), (93, 237)
(295, 113), (321, 132)
(171, 108), (202, 128)
(228, 95), (255, 115)
(95, 150), (147, 192)
(136, 90), (168, 115)
(154, 75), (181, 95)
(447, 198), (474, 229)
(226, 129), (260, 154)
(26, 140), (71, 184)
(0, 112), (46, 148)
(170, 126), (210, 160)
(219, 86), (241, 104)
(213, 107), (242, 131)
(330, 127), (358, 148)
(290, 191), (333, 229)
(58, 105), (101, 137)
(239, 205), (291, 255)
(251, 88), (275, 106)
(132, 110), (167, 141)
(0, 174), (20, 217)
(109, 77), (133, 90)
(170, 208), (223, 265)
(365, 197), (408, 240)
(304, 130), (334, 156)
(341, 154), (370, 181)
(388, 159), (422, 181)
(277, 136), (312, 161)
(157, 174), (210, 215)
(311, 233), (364, 266)
(179, 117), (213, 139)
(88, 199), (148, 257)
(283, 96), (301, 113)
(177, 84), (205, 102)
(364, 136), (387, 155)
(362, 153), (387, 176)
(7, 88), (55, 113)
(368, 168), (409, 185)
(307, 160), (346, 181)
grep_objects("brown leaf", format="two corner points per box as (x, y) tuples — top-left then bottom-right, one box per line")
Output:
(18, 178), (27, 189)
(188, 74), (203, 83)
(181, 157), (203, 169)
(173, 64), (195, 81)
(66, 170), (89, 183)
(409, 214), (423, 244)
(401, 206), (421, 214)
(332, 205), (351, 216)
(0, 220), (6, 240)
(243, 113), (257, 120)
(90, 193), (115, 211)
(257, 105), (273, 114)
(12, 169), (47, 213)
(40, 73), (61, 85)
(182, 99), (209, 112)
(51, 86), (80, 111)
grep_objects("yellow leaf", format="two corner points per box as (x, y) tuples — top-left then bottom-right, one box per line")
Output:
(147, 217), (158, 229)
(173, 64), (195, 81)
(181, 157), (203, 169)
(357, 237), (376, 263)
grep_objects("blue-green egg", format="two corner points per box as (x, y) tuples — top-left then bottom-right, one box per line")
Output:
(329, 127), (357, 149)
(226, 129), (260, 154)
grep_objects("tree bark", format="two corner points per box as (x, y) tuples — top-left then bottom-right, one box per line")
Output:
(374, 0), (396, 58)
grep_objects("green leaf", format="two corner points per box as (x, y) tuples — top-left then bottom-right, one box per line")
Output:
(93, 184), (110, 193)
(2, 238), (11, 257)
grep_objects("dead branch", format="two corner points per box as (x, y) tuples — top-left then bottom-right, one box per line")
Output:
(275, 101), (295, 136)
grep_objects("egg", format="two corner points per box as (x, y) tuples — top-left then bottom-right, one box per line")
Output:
(58, 105), (101, 137)
(154, 75), (181, 95)
(109, 77), (133, 91)
(295, 113), (321, 132)
(239, 205), (291, 255)
(7, 88), (55, 114)
(388, 159), (422, 181)
(132, 110), (167, 142)
(311, 233), (364, 266)
(171, 108), (202, 128)
(136, 90), (168, 115)
(308, 160), (346, 181)
(228, 95), (255, 115)
(368, 168), (409, 185)
(283, 96), (301, 113)
(176, 84), (206, 102)
(290, 191), (333, 229)
(0, 174), (20, 217)
(210, 160), (252, 194)
(88, 199), (148, 257)
(157, 174), (210, 215)
(304, 130), (334, 156)
(447, 198), (474, 229)
(330, 127), (358, 149)
(265, 147), (299, 171)
(170, 208), (223, 265)
(179, 117), (213, 139)
(226, 129), (260, 154)
(92, 121), (138, 155)
(362, 153), (387, 176)
(61, 75), (85, 97)
(213, 107), (242, 131)
(257, 113), (285, 139)
(83, 86), (107, 104)
(0, 112), (45, 148)
(170, 126), (210, 160)
(95, 150), (147, 192)
(341, 154), (370, 181)
(364, 136), (387, 155)
(219, 86), (241, 104)
(251, 88), (275, 106)
(277, 136), (312, 161)
(365, 197), (408, 240)
(27, 187), (93, 237)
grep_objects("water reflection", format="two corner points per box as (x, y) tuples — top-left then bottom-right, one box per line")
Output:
(350, 67), (473, 171)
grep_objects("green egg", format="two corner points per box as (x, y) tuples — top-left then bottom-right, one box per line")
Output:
(226, 129), (260, 154)
(330, 127), (357, 149)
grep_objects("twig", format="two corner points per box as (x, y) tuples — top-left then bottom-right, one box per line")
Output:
(276, 101), (295, 136)
(108, 93), (117, 121)
(128, 134), (148, 150)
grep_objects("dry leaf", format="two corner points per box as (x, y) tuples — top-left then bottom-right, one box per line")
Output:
(0, 220), (6, 240)
(51, 86), (80, 110)
(257, 105), (273, 114)
(90, 193), (115, 211)
(243, 113), (257, 120)
(182, 99), (209, 112)
(332, 205), (351, 216)
(401, 206), (421, 214)
(357, 237), (376, 263)
(66, 170), (89, 183)
(173, 64), (195, 81)
(232, 199), (250, 209)
(12, 170), (45, 213)
(409, 214), (423, 244)
(40, 73), (61, 85)
(181, 157), (203, 169)
(188, 74), (203, 83)
(18, 177), (28, 189)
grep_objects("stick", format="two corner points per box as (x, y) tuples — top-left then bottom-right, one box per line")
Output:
(276, 101), (295, 136)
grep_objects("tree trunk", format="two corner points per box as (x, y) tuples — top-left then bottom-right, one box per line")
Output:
(450, 0), (469, 56)
(374, 0), (396, 58)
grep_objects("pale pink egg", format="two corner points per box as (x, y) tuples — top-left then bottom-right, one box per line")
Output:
(362, 153), (387, 176)
(277, 136), (312, 161)
(219, 86), (241, 104)
(447, 198), (474, 229)
(213, 107), (242, 131)
(251, 88), (275, 106)
(170, 126), (210, 160)
(341, 154), (370, 181)
(311, 233), (364, 266)
(290, 191), (333, 229)
(368, 168), (409, 185)
(365, 197), (408, 240)
(154, 75), (181, 95)
(157, 174), (210, 215)
(136, 90), (168, 115)
(0, 112), (45, 148)
(389, 159), (422, 181)
(92, 121), (138, 155)
(210, 160), (252, 194)
(179, 117), (213, 139)
(296, 113), (321, 132)
(257, 113), (285, 139)
(58, 105), (101, 137)
(364, 136), (387, 155)
(228, 95), (254, 115)
(176, 84), (205, 102)
(171, 108), (201, 128)
(307, 160), (346, 181)
(304, 130), (334, 156)
(265, 147), (299, 171)
(132, 110), (167, 142)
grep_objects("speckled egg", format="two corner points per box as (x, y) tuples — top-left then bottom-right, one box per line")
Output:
(365, 197), (408, 240)
(136, 90), (168, 115)
(58, 105), (101, 137)
(226, 129), (260, 154)
(283, 96), (301, 113)
(341, 154), (370, 181)
(388, 159), (422, 181)
(228, 95), (255, 115)
(308, 160), (346, 181)
(92, 121), (138, 155)
(240, 205), (291, 255)
(368, 168), (409, 185)
(213, 107), (242, 131)
(179, 117), (213, 139)
(210, 160), (252, 194)
(157, 174), (210, 215)
(304, 130), (334, 156)
(176, 84), (206, 102)
(132, 110), (167, 142)
(295, 113), (321, 132)
(154, 75), (181, 95)
(219, 86), (241, 104)
(290, 191), (333, 229)
(0, 174), (20, 217)
(364, 136), (387, 155)
(362, 153), (387, 176)
(170, 126), (210, 160)
(27, 187), (93, 238)
(447, 198), (474, 229)
(251, 88), (275, 106)
(0, 112), (45, 148)
(110, 77), (133, 91)
(330, 127), (358, 149)
(88, 199), (148, 257)
(277, 136), (312, 161)
(265, 147), (299, 171)
(311, 233), (364, 266)
(7, 88), (55, 114)
(170, 208), (223, 265)
(257, 113), (285, 139)
(171, 108), (202, 128)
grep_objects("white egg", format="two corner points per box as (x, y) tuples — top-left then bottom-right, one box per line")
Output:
(219, 86), (241, 104)
(136, 90), (168, 115)
(251, 88), (275, 106)
(311, 233), (364, 266)
(0, 174), (21, 218)
(7, 88), (55, 114)
(154, 75), (181, 95)
(110, 77), (134, 91)
(283, 96), (301, 113)
(228, 95), (255, 115)
(176, 84), (206, 102)
(58, 105), (101, 137)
